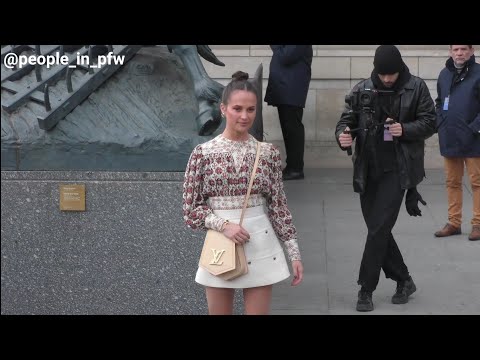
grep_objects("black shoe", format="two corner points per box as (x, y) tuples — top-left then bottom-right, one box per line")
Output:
(392, 277), (417, 304)
(282, 169), (304, 181)
(356, 289), (374, 312)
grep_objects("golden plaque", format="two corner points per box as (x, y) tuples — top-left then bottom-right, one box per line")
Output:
(59, 184), (86, 211)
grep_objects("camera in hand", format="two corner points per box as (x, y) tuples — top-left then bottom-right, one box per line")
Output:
(343, 88), (395, 156)
(345, 88), (395, 113)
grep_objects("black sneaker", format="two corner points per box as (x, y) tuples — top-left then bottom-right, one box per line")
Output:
(392, 277), (417, 304)
(282, 169), (305, 181)
(356, 289), (374, 312)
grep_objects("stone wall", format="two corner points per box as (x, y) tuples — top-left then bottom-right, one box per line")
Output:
(203, 45), (479, 168)
(0, 171), (245, 314)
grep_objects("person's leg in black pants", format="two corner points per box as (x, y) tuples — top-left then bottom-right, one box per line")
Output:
(382, 232), (409, 282)
(277, 106), (290, 164)
(277, 105), (305, 176)
(358, 171), (410, 293)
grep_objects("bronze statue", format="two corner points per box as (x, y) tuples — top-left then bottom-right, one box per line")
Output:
(168, 45), (225, 136)
(0, 45), (263, 171)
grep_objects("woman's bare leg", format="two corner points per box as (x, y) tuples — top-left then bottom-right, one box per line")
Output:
(205, 287), (235, 315)
(243, 285), (273, 315)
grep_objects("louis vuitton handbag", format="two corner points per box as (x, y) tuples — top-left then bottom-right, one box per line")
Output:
(199, 141), (261, 281)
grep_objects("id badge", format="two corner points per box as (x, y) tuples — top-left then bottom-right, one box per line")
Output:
(384, 124), (393, 141)
(443, 96), (449, 111)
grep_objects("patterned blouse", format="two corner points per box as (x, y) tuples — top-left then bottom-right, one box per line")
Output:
(182, 134), (301, 262)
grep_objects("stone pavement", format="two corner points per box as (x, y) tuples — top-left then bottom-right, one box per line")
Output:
(270, 168), (479, 315)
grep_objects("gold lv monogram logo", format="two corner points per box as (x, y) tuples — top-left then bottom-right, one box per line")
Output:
(210, 249), (226, 266)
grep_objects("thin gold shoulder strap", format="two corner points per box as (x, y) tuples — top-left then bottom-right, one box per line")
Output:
(239, 141), (261, 226)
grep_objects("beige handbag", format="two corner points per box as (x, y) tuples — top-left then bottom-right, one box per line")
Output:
(199, 140), (261, 281)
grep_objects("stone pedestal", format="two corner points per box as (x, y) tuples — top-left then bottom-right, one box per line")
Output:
(1, 171), (243, 314)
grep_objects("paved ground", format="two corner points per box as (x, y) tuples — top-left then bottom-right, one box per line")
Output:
(270, 168), (479, 315)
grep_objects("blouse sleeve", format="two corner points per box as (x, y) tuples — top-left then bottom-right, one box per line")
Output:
(265, 145), (301, 262)
(182, 145), (225, 232)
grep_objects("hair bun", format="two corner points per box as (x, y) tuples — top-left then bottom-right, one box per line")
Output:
(231, 71), (249, 81)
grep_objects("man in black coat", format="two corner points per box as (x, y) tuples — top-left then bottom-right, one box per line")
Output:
(335, 45), (436, 312)
(265, 45), (313, 180)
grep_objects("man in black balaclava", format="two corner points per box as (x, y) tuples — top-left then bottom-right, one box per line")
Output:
(335, 45), (436, 312)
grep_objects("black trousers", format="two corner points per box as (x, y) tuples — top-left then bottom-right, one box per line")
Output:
(358, 170), (410, 292)
(277, 105), (305, 171)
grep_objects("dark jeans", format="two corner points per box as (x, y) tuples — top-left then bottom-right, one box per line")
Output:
(277, 105), (305, 171)
(358, 170), (410, 292)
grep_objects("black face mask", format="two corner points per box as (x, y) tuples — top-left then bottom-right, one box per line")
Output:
(369, 65), (412, 122)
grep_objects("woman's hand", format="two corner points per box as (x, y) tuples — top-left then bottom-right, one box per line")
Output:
(291, 260), (304, 286)
(222, 223), (250, 245)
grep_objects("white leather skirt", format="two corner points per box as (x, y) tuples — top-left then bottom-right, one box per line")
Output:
(195, 205), (290, 289)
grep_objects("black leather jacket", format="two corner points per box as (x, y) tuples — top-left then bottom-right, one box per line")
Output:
(335, 75), (436, 194)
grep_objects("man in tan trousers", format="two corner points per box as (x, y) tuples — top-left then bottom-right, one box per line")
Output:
(434, 45), (479, 241)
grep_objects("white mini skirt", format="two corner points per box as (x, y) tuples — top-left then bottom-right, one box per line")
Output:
(195, 205), (291, 289)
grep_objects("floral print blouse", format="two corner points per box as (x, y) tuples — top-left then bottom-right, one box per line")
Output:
(182, 134), (301, 262)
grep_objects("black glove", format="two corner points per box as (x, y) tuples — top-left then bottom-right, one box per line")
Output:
(405, 187), (427, 216)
